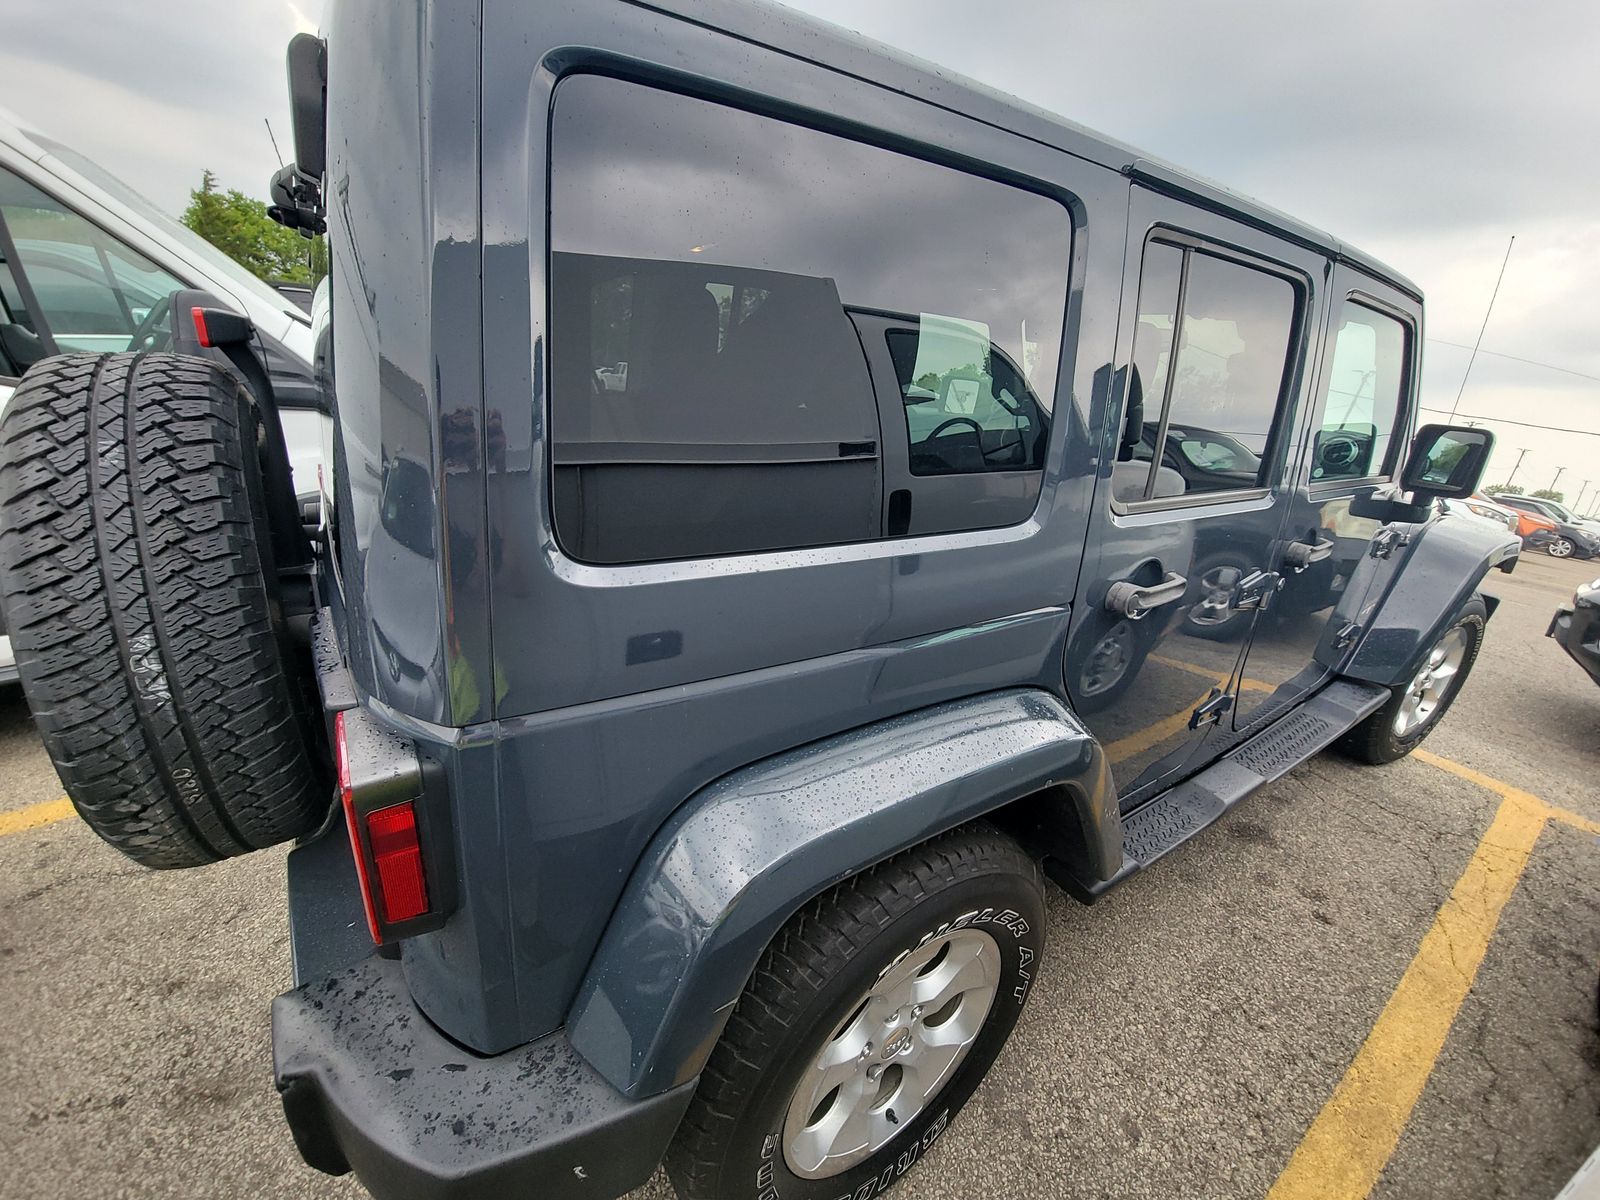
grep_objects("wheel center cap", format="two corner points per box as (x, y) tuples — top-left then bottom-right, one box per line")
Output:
(882, 1027), (913, 1059)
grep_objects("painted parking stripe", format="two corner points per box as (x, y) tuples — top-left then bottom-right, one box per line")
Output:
(1105, 688), (1216, 765)
(1268, 752), (1595, 1200)
(0, 796), (74, 837)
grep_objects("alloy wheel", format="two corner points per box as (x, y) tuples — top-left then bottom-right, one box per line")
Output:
(1394, 625), (1470, 737)
(781, 929), (1001, 1180)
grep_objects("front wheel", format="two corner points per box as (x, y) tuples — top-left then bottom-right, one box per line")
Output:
(666, 824), (1045, 1200)
(1335, 596), (1486, 765)
(1547, 536), (1575, 558)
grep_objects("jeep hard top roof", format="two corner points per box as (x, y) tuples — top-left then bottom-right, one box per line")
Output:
(649, 0), (1421, 301)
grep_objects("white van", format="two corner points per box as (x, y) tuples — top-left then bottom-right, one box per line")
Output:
(0, 111), (328, 682)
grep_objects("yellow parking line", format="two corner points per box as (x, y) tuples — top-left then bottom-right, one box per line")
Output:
(1105, 688), (1215, 764)
(1414, 748), (1600, 834)
(0, 795), (75, 837)
(1269, 750), (1594, 1200)
(1147, 653), (1276, 693)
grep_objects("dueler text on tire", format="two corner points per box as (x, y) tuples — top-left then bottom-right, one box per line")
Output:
(1335, 595), (1486, 765)
(0, 353), (325, 867)
(666, 823), (1046, 1200)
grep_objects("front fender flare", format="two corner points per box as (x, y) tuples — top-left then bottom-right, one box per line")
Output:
(566, 688), (1113, 1098)
(1344, 513), (1516, 686)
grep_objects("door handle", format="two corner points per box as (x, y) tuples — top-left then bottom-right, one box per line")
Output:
(1282, 535), (1334, 571)
(1104, 572), (1187, 620)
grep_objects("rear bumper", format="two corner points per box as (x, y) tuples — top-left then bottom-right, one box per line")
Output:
(273, 954), (696, 1200)
(1548, 604), (1600, 687)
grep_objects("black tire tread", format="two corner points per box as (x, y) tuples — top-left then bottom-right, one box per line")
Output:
(0, 353), (324, 867)
(666, 823), (1041, 1200)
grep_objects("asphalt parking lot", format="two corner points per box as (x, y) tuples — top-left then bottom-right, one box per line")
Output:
(2, 553), (1596, 1200)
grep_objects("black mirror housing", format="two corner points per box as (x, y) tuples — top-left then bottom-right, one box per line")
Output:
(1401, 423), (1494, 500)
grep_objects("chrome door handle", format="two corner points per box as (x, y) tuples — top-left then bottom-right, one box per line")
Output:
(1104, 572), (1187, 620)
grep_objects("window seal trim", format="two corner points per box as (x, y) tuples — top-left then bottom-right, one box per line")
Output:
(1114, 484), (1273, 516)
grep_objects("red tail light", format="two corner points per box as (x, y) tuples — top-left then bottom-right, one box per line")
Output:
(336, 709), (438, 944)
(365, 803), (429, 923)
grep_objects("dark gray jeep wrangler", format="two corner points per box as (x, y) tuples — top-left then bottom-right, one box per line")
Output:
(0, 3), (1519, 1199)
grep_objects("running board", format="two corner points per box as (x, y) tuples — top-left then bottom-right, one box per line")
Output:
(1062, 679), (1389, 900)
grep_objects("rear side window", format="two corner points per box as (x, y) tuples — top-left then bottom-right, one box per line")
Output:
(548, 75), (1071, 563)
(1310, 302), (1410, 484)
(1119, 239), (1298, 504)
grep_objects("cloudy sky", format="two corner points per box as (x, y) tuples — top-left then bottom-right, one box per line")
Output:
(5, 0), (1596, 505)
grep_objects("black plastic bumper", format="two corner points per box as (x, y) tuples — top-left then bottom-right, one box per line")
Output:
(1548, 604), (1600, 687)
(273, 955), (696, 1200)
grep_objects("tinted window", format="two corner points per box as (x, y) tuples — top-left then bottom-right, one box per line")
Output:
(0, 167), (182, 352)
(1312, 302), (1409, 483)
(549, 75), (1071, 563)
(1118, 240), (1297, 503)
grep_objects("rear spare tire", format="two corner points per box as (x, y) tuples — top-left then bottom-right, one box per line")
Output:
(0, 353), (325, 867)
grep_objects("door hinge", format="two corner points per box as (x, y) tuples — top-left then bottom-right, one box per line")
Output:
(1333, 621), (1362, 651)
(1188, 688), (1234, 730)
(1370, 528), (1411, 559)
(1234, 569), (1283, 611)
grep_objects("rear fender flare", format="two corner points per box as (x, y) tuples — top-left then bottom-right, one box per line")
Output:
(566, 688), (1115, 1098)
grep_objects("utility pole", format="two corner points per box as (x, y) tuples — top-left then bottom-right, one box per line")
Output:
(1504, 447), (1530, 489)
(1449, 235), (1515, 421)
(1549, 466), (1565, 496)
(1579, 480), (1594, 511)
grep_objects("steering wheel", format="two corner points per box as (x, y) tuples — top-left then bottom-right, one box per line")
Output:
(127, 294), (173, 353)
(1318, 434), (1361, 472)
(928, 416), (984, 442)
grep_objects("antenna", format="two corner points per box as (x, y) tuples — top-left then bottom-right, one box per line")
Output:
(264, 118), (285, 169)
(1447, 235), (1515, 421)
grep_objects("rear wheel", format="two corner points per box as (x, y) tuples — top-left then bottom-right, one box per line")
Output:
(1335, 596), (1486, 765)
(0, 353), (325, 867)
(667, 824), (1045, 1200)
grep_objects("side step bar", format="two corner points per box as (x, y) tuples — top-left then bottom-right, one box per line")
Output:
(1065, 679), (1389, 900)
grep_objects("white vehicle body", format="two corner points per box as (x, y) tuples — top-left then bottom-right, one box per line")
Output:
(0, 111), (330, 683)
(1441, 494), (1520, 533)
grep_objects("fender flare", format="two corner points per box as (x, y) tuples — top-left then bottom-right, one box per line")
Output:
(566, 687), (1114, 1098)
(1343, 513), (1517, 686)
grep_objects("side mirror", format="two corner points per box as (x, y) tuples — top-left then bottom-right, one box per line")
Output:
(1401, 424), (1494, 499)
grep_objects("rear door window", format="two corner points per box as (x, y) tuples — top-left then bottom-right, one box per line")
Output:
(1119, 239), (1298, 504)
(548, 75), (1072, 563)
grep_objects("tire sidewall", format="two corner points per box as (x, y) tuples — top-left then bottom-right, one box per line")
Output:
(725, 873), (1045, 1200)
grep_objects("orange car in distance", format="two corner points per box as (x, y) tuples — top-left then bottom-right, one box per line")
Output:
(1477, 494), (1558, 539)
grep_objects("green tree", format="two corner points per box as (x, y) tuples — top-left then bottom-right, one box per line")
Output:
(1530, 488), (1566, 503)
(181, 168), (326, 286)
(1484, 483), (1524, 496)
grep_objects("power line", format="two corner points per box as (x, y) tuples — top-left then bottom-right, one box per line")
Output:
(1448, 235), (1514, 421)
(1417, 405), (1600, 438)
(1426, 338), (1600, 385)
